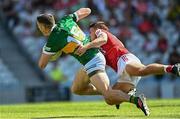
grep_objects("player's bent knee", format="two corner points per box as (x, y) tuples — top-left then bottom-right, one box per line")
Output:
(103, 91), (116, 105)
(104, 96), (123, 105)
(71, 85), (82, 95)
(71, 85), (76, 94)
(104, 98), (114, 105)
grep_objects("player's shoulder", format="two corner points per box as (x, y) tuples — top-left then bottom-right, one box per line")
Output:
(95, 29), (107, 37)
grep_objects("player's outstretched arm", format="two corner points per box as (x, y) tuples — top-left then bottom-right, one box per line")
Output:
(38, 53), (52, 69)
(75, 30), (107, 56)
(75, 8), (91, 22)
(85, 31), (107, 49)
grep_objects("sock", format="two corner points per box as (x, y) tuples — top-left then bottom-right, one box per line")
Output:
(164, 65), (173, 73)
(130, 96), (139, 105)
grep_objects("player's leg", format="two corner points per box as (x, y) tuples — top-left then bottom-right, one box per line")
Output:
(84, 52), (133, 105)
(112, 76), (149, 116)
(124, 55), (180, 76)
(112, 74), (139, 109)
(90, 71), (149, 116)
(112, 82), (136, 108)
(126, 62), (164, 76)
(112, 82), (135, 94)
(84, 52), (149, 115)
(71, 68), (100, 95)
(89, 71), (129, 105)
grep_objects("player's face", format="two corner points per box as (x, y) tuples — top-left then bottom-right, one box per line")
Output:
(89, 27), (96, 41)
(37, 22), (50, 37)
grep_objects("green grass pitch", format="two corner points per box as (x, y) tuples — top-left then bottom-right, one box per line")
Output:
(1, 99), (180, 119)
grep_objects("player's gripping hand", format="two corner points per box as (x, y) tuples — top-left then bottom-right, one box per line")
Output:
(74, 45), (87, 56)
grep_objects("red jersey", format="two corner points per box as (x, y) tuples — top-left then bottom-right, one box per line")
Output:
(95, 29), (129, 72)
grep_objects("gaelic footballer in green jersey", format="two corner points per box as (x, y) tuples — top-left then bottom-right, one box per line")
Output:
(37, 12), (104, 76)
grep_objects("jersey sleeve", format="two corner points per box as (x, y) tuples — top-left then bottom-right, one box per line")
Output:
(43, 37), (61, 55)
(69, 12), (78, 22)
(43, 40), (63, 61)
(43, 44), (56, 55)
(59, 13), (78, 23)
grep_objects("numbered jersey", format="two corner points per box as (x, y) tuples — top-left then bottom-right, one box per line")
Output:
(43, 13), (99, 65)
(96, 29), (129, 72)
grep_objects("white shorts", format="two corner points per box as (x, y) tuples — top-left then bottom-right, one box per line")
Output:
(117, 53), (141, 86)
(84, 52), (106, 75)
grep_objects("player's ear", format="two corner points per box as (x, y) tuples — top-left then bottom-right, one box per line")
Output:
(49, 14), (55, 24)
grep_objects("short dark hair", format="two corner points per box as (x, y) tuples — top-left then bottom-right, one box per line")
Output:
(37, 14), (54, 26)
(89, 21), (109, 31)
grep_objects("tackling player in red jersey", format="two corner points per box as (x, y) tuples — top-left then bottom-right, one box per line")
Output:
(72, 21), (180, 111)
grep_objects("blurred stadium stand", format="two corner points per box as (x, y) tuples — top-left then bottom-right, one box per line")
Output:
(0, 3), (62, 104)
(0, 0), (180, 104)
(0, 58), (25, 104)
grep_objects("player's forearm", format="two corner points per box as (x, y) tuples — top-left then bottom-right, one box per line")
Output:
(38, 53), (51, 69)
(75, 8), (91, 21)
(38, 60), (47, 69)
(85, 37), (107, 49)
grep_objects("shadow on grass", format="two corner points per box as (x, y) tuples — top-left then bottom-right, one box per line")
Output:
(32, 114), (180, 119)
(32, 115), (118, 119)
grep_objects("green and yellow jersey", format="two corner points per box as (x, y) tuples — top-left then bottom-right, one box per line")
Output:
(43, 13), (99, 65)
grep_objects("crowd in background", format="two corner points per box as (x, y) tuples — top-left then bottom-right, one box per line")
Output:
(1, 0), (180, 98)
